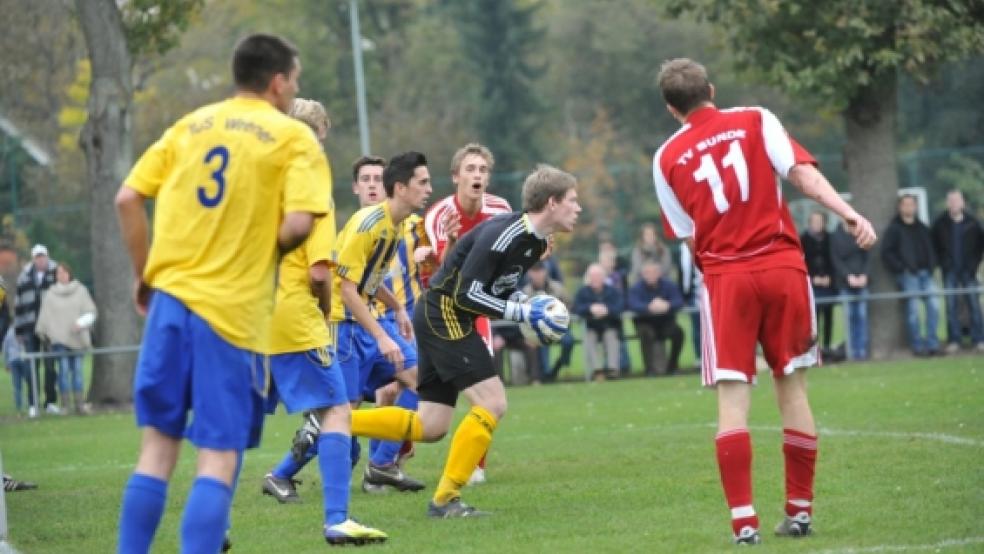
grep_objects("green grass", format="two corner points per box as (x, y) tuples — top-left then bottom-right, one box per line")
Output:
(1, 357), (983, 553)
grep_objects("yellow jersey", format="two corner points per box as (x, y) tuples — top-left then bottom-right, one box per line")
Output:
(330, 202), (401, 322)
(125, 96), (329, 352)
(268, 170), (336, 354)
(372, 214), (429, 318)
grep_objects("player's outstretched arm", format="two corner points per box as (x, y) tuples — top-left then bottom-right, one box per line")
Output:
(787, 164), (877, 250)
(115, 185), (152, 315)
(278, 212), (315, 254)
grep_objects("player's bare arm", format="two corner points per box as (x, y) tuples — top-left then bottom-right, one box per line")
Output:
(339, 278), (403, 369)
(115, 185), (152, 315)
(309, 261), (332, 316)
(374, 284), (413, 340)
(787, 164), (876, 249)
(278, 212), (315, 254)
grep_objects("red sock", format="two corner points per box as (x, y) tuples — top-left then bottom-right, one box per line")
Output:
(783, 428), (817, 517)
(716, 428), (758, 535)
(477, 452), (487, 469)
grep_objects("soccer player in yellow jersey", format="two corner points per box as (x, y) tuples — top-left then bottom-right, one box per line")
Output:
(114, 35), (326, 553)
(258, 99), (386, 545)
(278, 154), (431, 494)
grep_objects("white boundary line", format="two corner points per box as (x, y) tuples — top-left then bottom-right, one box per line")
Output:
(809, 536), (984, 553)
(505, 422), (984, 448)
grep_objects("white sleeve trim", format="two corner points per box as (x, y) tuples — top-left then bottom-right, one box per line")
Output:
(423, 201), (448, 247)
(757, 107), (796, 179)
(652, 147), (694, 239)
(467, 280), (506, 312)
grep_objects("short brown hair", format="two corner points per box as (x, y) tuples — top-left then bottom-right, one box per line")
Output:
(57, 261), (72, 280)
(351, 155), (386, 181)
(450, 143), (494, 175)
(522, 164), (576, 212)
(657, 58), (712, 115)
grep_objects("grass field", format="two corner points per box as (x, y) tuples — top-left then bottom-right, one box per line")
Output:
(1, 356), (982, 553)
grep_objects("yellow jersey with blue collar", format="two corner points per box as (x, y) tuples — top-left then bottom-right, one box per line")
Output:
(372, 213), (428, 318)
(330, 201), (401, 322)
(124, 96), (329, 352)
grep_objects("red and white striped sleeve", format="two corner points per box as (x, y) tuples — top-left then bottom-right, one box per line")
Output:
(424, 198), (451, 258)
(757, 108), (817, 178)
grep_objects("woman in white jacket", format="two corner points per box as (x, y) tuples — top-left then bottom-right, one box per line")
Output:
(35, 263), (96, 414)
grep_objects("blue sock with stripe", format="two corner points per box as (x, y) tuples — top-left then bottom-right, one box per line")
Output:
(319, 433), (352, 526)
(180, 477), (231, 554)
(369, 389), (418, 466)
(118, 473), (167, 553)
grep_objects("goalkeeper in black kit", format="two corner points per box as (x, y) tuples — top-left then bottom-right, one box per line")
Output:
(348, 164), (581, 518)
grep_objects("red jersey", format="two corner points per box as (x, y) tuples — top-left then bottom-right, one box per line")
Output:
(653, 106), (815, 275)
(423, 192), (512, 260)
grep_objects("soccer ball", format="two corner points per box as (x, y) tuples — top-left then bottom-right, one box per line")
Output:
(520, 294), (570, 346)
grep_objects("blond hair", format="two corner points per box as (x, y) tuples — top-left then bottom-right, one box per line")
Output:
(450, 143), (494, 175)
(522, 164), (577, 212)
(289, 98), (330, 133)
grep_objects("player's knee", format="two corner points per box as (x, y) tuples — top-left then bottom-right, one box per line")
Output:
(421, 427), (447, 442)
(480, 398), (508, 420)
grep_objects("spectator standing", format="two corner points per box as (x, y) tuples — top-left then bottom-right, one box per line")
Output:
(522, 260), (574, 382)
(931, 190), (984, 353)
(800, 212), (835, 352)
(830, 223), (871, 360)
(882, 194), (941, 356)
(628, 260), (685, 375)
(573, 263), (623, 381)
(4, 327), (33, 416)
(680, 243), (703, 366)
(35, 263), (97, 414)
(629, 223), (674, 284)
(14, 244), (59, 414)
(599, 238), (631, 374)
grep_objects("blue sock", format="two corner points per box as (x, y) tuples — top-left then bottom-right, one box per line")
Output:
(272, 445), (314, 480)
(369, 438), (381, 459)
(180, 477), (232, 554)
(118, 473), (167, 554)
(225, 451), (244, 534)
(350, 437), (362, 468)
(369, 389), (418, 467)
(319, 433), (352, 526)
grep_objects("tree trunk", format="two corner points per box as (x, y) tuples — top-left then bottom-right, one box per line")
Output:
(76, 0), (139, 406)
(843, 73), (907, 359)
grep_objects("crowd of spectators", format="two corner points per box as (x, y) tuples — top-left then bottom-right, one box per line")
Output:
(4, 191), (983, 403)
(493, 189), (983, 385)
(4, 243), (96, 418)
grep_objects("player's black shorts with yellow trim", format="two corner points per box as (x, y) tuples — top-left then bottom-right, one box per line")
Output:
(413, 289), (497, 407)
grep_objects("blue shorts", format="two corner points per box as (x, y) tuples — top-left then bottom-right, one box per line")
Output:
(335, 319), (417, 403)
(134, 291), (265, 450)
(361, 370), (395, 404)
(268, 348), (348, 414)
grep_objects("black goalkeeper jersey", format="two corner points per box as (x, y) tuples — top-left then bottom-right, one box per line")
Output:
(424, 213), (547, 337)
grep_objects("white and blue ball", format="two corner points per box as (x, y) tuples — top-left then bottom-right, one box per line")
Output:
(520, 294), (570, 346)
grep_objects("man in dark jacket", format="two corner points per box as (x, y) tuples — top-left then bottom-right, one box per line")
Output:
(14, 244), (59, 413)
(931, 190), (984, 353)
(573, 263), (624, 380)
(830, 223), (871, 360)
(800, 211), (836, 352)
(628, 260), (684, 375)
(881, 194), (941, 356)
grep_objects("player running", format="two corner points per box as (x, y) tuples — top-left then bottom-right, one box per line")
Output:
(347, 164), (580, 518)
(270, 152), (431, 497)
(114, 34), (324, 553)
(651, 58), (876, 545)
(422, 142), (510, 484)
(259, 98), (386, 545)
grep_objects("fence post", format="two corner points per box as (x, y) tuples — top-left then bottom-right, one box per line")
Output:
(841, 294), (853, 359)
(0, 450), (21, 554)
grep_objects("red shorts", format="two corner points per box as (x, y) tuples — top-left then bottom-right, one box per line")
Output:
(476, 315), (493, 355)
(699, 268), (818, 387)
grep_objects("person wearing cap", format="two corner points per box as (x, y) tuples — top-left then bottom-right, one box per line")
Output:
(14, 243), (59, 414)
